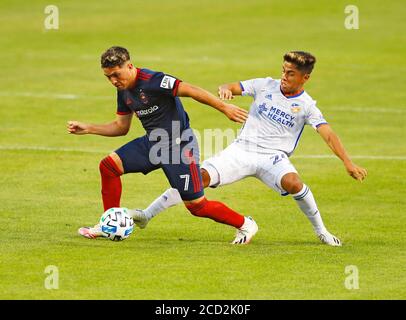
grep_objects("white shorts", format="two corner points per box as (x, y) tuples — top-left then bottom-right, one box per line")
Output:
(201, 141), (297, 195)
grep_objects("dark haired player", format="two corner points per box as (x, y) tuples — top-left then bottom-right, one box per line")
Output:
(68, 46), (258, 244)
(131, 51), (368, 246)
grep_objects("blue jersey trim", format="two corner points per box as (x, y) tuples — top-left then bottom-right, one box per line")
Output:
(316, 122), (328, 128)
(280, 86), (304, 99)
(239, 82), (245, 92)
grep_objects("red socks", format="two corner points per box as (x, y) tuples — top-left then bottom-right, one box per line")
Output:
(186, 198), (245, 228)
(99, 156), (123, 211)
(98, 156), (245, 230)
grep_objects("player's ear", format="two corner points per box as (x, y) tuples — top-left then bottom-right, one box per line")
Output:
(303, 73), (310, 81)
(127, 62), (134, 69)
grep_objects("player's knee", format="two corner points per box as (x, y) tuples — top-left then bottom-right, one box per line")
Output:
(200, 169), (210, 188)
(201, 164), (220, 188)
(281, 173), (303, 194)
(185, 198), (209, 217)
(99, 155), (123, 177)
(289, 183), (303, 194)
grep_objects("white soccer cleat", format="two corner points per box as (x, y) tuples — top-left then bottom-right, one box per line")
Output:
(318, 231), (342, 246)
(232, 216), (258, 245)
(129, 209), (149, 229)
(78, 224), (107, 239)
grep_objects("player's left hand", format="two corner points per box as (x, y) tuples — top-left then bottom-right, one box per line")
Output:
(218, 87), (234, 100)
(223, 103), (248, 123)
(346, 163), (367, 182)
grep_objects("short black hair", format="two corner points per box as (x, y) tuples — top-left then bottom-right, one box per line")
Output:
(101, 46), (130, 68)
(283, 51), (316, 74)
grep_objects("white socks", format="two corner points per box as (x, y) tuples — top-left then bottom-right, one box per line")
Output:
(142, 188), (183, 220)
(292, 184), (327, 235)
(132, 184), (328, 235)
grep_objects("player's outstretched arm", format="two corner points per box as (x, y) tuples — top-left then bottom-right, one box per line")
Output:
(177, 82), (248, 123)
(317, 124), (367, 182)
(218, 82), (243, 100)
(67, 114), (133, 137)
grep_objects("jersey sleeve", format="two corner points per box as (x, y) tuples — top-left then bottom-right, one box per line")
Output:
(305, 102), (328, 129)
(239, 78), (269, 97)
(116, 91), (132, 115)
(148, 72), (182, 96)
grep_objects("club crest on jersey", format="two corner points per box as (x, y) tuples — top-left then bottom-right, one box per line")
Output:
(258, 103), (268, 115)
(290, 103), (301, 113)
(139, 90), (149, 104)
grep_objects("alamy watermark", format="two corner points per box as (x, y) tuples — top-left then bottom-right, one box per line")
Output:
(146, 121), (262, 165)
(44, 5), (59, 30)
(44, 265), (59, 289)
(344, 5), (359, 30)
(344, 265), (359, 290)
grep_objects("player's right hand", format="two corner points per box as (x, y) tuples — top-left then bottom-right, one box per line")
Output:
(67, 121), (89, 135)
(218, 87), (234, 100)
(223, 104), (248, 123)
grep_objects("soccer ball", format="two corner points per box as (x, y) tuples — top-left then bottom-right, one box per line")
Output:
(99, 207), (134, 241)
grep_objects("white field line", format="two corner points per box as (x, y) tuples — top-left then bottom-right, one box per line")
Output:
(0, 146), (106, 154)
(294, 154), (406, 160)
(329, 107), (406, 114)
(0, 145), (405, 160)
(0, 92), (111, 100)
(0, 91), (405, 114)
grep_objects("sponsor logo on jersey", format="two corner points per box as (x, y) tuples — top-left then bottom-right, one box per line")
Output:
(135, 105), (159, 117)
(265, 94), (273, 101)
(258, 103), (295, 128)
(290, 103), (301, 113)
(160, 75), (176, 89)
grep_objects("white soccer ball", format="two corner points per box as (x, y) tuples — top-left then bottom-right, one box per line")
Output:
(99, 207), (134, 241)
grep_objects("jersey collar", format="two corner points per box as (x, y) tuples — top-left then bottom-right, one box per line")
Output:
(279, 86), (304, 99)
(129, 68), (141, 89)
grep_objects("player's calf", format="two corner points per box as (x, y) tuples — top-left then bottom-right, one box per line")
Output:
(186, 198), (258, 244)
(185, 197), (245, 228)
(99, 155), (123, 211)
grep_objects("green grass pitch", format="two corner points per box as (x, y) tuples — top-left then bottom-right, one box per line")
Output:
(0, 0), (405, 299)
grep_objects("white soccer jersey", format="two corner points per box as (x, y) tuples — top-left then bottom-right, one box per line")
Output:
(237, 77), (327, 156)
